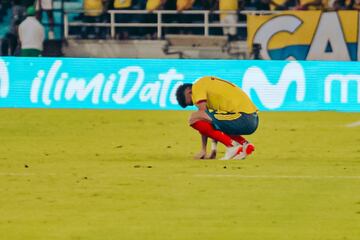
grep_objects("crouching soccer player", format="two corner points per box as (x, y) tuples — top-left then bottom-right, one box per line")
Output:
(176, 76), (259, 160)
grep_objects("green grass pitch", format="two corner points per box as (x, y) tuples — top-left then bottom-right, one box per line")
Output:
(0, 109), (359, 240)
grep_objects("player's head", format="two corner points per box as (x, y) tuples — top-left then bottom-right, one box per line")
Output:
(176, 83), (193, 108)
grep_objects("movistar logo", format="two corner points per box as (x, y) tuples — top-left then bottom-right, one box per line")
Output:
(0, 59), (9, 99)
(242, 61), (306, 109)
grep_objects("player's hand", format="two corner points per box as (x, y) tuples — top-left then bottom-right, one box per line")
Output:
(194, 150), (207, 159)
(206, 150), (217, 159)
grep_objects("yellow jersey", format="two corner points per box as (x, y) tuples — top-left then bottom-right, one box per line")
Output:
(114, 0), (132, 9)
(177, 0), (194, 10)
(219, 0), (238, 10)
(83, 0), (103, 16)
(146, 0), (162, 10)
(191, 76), (258, 114)
(219, 0), (238, 18)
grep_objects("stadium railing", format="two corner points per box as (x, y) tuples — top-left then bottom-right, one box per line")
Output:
(62, 10), (274, 58)
(63, 10), (256, 39)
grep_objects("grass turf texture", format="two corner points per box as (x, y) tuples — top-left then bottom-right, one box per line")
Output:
(0, 109), (359, 240)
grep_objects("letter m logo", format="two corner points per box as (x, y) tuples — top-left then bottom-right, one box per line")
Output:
(242, 62), (306, 110)
(324, 75), (360, 103)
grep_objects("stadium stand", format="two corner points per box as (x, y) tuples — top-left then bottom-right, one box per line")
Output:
(1, 0), (358, 58)
(62, 8), (249, 58)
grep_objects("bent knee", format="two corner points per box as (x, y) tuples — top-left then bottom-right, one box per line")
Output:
(188, 113), (199, 125)
(188, 112), (212, 125)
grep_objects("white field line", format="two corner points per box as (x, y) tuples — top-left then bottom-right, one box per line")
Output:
(346, 121), (360, 128)
(195, 174), (360, 180)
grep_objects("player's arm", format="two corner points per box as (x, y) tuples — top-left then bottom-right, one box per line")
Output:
(194, 136), (217, 160)
(189, 101), (212, 125)
(189, 80), (210, 126)
(194, 134), (208, 159)
(196, 101), (207, 111)
(192, 101), (217, 159)
(190, 80), (217, 158)
(207, 139), (217, 159)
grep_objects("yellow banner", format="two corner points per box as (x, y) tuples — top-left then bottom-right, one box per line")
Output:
(247, 11), (359, 61)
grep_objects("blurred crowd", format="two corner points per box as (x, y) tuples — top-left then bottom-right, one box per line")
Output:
(1, 1), (54, 36)
(1, 1), (51, 56)
(1, 0), (360, 56)
(77, 0), (360, 39)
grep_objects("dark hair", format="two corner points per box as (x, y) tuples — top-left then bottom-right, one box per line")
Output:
(176, 83), (192, 108)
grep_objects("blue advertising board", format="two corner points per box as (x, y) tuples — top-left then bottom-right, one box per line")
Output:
(0, 57), (359, 111)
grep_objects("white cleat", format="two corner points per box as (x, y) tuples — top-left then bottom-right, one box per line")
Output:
(220, 141), (243, 160)
(233, 142), (255, 160)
